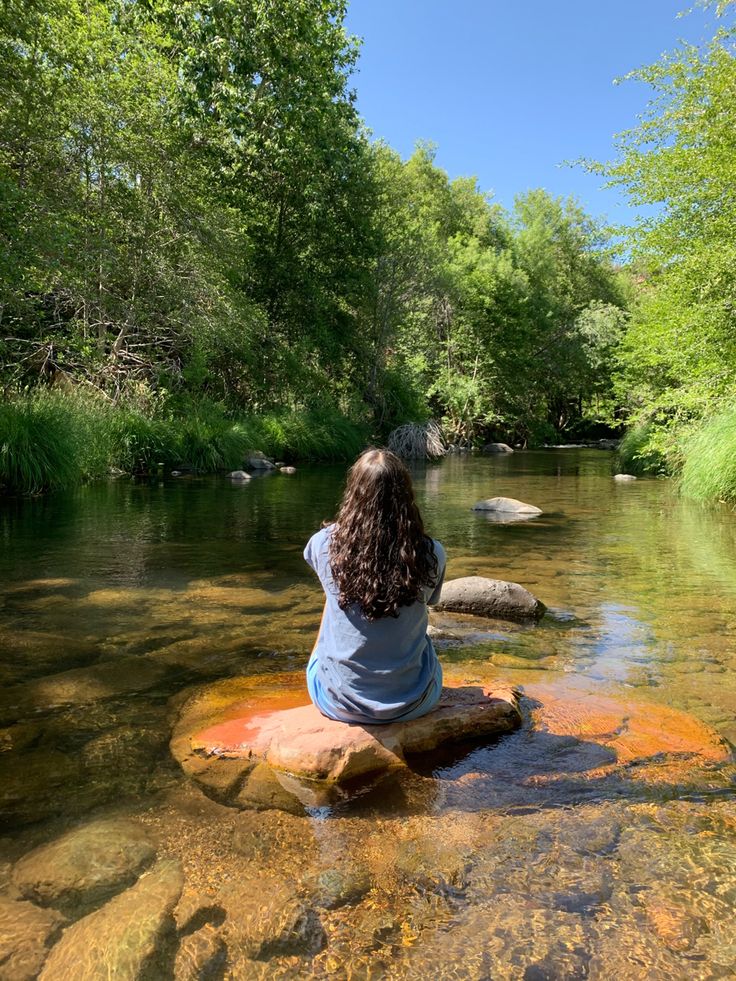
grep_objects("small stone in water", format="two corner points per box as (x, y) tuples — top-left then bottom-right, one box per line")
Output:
(304, 866), (372, 909)
(173, 923), (226, 980)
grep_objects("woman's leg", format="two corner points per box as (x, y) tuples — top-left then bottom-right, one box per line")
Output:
(392, 659), (444, 723)
(306, 656), (349, 723)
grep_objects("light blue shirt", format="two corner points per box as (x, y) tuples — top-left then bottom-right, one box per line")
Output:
(304, 525), (446, 723)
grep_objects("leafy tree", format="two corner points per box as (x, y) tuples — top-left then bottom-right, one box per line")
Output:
(599, 5), (736, 443)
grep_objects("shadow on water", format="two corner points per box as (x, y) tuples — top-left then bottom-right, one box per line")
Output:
(274, 724), (734, 822)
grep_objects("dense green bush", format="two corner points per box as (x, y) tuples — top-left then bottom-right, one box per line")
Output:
(617, 425), (668, 476)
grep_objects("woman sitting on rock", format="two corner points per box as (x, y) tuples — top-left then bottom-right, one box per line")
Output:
(304, 448), (446, 724)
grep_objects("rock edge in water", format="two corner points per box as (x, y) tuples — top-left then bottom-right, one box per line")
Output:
(187, 684), (521, 785)
(472, 496), (542, 515)
(433, 576), (546, 622)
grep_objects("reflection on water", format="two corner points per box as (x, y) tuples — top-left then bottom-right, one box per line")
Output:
(1, 451), (735, 978)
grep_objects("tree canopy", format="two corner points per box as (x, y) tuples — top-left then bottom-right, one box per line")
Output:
(2, 0), (627, 454)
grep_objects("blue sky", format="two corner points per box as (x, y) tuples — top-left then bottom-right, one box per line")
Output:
(344, 1), (719, 229)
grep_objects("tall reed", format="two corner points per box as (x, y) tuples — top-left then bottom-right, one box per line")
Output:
(680, 409), (736, 505)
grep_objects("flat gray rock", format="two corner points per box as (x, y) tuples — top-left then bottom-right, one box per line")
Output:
(613, 473), (637, 482)
(472, 496), (542, 515)
(432, 576), (546, 622)
(247, 455), (275, 470)
(482, 442), (514, 454)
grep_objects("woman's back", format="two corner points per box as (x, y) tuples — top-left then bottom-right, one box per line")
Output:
(304, 448), (446, 725)
(305, 524), (445, 723)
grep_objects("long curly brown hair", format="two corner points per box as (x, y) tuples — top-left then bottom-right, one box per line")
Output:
(328, 448), (439, 621)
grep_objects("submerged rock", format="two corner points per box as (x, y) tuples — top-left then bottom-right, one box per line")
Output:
(471, 496), (542, 515)
(613, 473), (637, 482)
(0, 896), (64, 981)
(220, 877), (325, 961)
(39, 858), (184, 981)
(432, 576), (546, 622)
(0, 631), (101, 688)
(279, 466), (297, 474)
(0, 721), (43, 753)
(80, 724), (168, 800)
(186, 684), (521, 786)
(426, 623), (464, 646)
(173, 923), (226, 981)
(0, 749), (82, 827)
(640, 885), (706, 952)
(393, 837), (473, 894)
(12, 817), (157, 916)
(303, 865), (372, 909)
(234, 762), (307, 816)
(227, 470), (251, 480)
(0, 655), (170, 726)
(482, 443), (514, 454)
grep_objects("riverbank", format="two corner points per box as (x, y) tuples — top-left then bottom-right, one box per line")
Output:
(617, 410), (736, 505)
(0, 390), (369, 495)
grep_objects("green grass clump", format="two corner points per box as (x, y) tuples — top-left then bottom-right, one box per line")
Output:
(0, 392), (83, 493)
(616, 424), (668, 476)
(1, 388), (369, 494)
(680, 409), (736, 504)
(257, 410), (368, 461)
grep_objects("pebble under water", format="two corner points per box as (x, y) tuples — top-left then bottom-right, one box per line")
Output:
(1, 449), (735, 979)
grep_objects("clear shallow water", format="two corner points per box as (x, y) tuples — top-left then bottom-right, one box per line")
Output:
(1, 450), (735, 978)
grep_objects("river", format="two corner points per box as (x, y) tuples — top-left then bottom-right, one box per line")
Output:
(1, 449), (735, 978)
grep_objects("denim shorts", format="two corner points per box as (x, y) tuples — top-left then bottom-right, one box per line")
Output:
(307, 656), (443, 725)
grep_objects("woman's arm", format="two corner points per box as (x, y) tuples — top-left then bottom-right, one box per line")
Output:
(427, 540), (446, 606)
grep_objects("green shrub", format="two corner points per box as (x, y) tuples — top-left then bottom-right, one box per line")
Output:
(256, 410), (367, 461)
(680, 409), (736, 504)
(617, 424), (668, 476)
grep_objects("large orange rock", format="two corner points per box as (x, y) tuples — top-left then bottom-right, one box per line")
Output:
(170, 670), (732, 813)
(180, 682), (521, 785)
